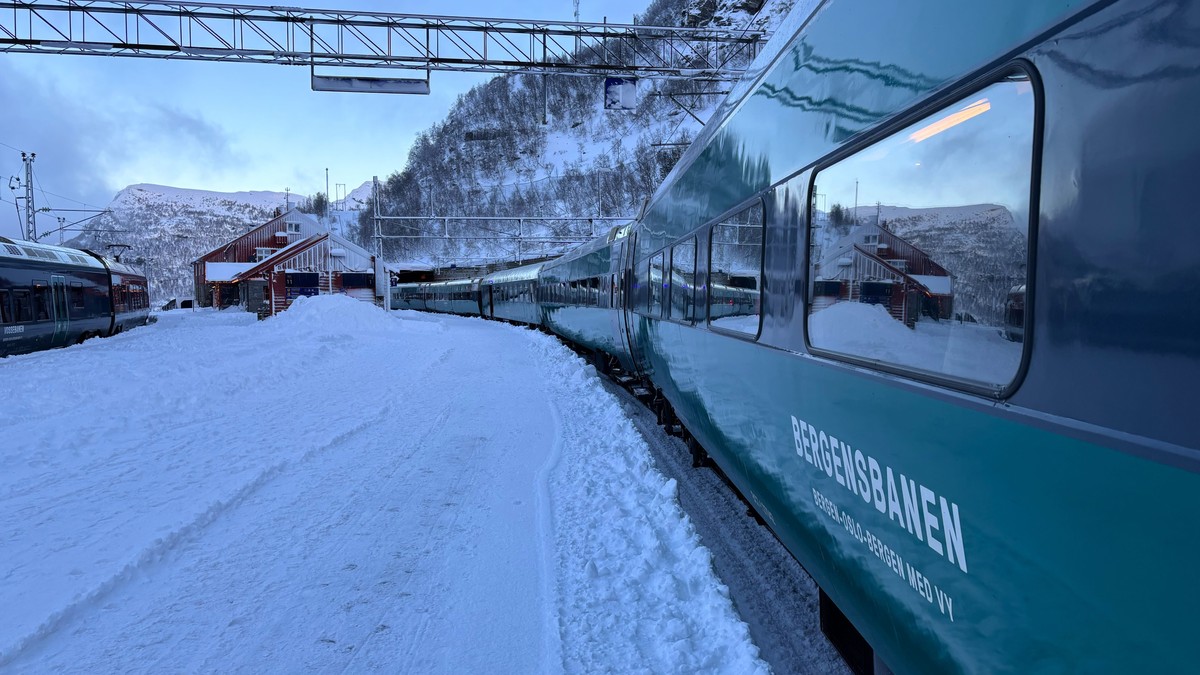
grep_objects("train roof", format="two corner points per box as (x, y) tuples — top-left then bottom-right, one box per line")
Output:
(483, 262), (543, 285)
(0, 236), (107, 270)
(422, 277), (480, 289)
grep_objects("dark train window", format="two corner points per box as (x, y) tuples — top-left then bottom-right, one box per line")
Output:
(807, 72), (1035, 393)
(649, 252), (666, 316)
(709, 201), (764, 337)
(670, 238), (697, 323)
(0, 290), (10, 324)
(32, 284), (51, 321)
(70, 283), (85, 310)
(13, 290), (32, 322)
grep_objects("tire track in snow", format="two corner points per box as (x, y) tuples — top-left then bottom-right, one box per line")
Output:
(0, 402), (398, 668)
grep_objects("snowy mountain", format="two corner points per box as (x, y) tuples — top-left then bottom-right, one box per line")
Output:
(344, 180), (372, 210)
(67, 184), (305, 304)
(65, 183), (374, 304)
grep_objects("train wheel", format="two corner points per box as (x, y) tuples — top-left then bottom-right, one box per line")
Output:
(686, 435), (710, 469)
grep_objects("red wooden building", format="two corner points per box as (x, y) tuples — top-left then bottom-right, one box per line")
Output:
(813, 223), (953, 327)
(192, 209), (384, 315)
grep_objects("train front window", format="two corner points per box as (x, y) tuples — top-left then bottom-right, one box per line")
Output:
(709, 201), (764, 337)
(806, 72), (1036, 393)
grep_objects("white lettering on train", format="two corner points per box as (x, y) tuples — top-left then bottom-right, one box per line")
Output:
(791, 415), (968, 574)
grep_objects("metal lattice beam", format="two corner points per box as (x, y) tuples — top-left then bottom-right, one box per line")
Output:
(0, 1), (768, 81)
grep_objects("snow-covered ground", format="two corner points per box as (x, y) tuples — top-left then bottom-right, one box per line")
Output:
(0, 296), (772, 672)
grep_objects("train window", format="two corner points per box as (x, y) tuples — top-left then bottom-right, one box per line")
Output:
(0, 290), (10, 324)
(709, 201), (764, 337)
(670, 238), (697, 323)
(807, 72), (1035, 393)
(649, 252), (666, 316)
(70, 283), (85, 310)
(32, 284), (51, 321)
(13, 290), (32, 322)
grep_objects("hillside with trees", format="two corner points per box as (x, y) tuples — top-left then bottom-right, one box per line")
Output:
(356, 0), (793, 267)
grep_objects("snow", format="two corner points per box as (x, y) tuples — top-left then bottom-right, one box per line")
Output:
(344, 180), (373, 209)
(204, 261), (256, 281)
(0, 295), (765, 672)
(116, 184), (293, 212)
(809, 301), (1021, 387)
(910, 274), (953, 295)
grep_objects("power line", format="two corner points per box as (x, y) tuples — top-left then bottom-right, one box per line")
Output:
(32, 186), (107, 210)
(33, 171), (55, 216)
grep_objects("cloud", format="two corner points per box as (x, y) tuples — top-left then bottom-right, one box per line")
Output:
(144, 105), (241, 166)
(0, 60), (124, 239)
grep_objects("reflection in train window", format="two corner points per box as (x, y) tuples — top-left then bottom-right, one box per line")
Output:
(709, 201), (764, 337)
(670, 238), (697, 323)
(70, 282), (85, 311)
(32, 284), (51, 321)
(13, 290), (32, 322)
(807, 72), (1035, 392)
(649, 252), (666, 316)
(0, 290), (10, 324)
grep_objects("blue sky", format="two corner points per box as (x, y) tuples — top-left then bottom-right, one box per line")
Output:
(0, 0), (649, 240)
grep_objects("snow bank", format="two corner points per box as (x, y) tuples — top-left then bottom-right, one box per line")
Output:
(527, 333), (767, 674)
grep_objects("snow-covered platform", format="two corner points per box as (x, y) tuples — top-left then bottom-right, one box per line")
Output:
(0, 296), (766, 672)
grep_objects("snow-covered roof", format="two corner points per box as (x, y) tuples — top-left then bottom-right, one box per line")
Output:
(0, 237), (106, 269)
(910, 274), (953, 295)
(206, 262), (257, 282)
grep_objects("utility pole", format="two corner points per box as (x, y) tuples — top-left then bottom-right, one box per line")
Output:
(325, 168), (329, 216)
(854, 179), (859, 224)
(285, 187), (291, 211)
(21, 152), (36, 241)
(372, 176), (382, 258)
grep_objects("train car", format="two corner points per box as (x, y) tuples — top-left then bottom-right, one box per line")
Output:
(610, 0), (1200, 673)
(481, 262), (543, 326)
(538, 224), (634, 367)
(390, 282), (428, 311)
(422, 277), (483, 316)
(108, 258), (152, 334)
(0, 237), (150, 358)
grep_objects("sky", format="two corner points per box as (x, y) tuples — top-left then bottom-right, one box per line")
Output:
(0, 296), (784, 672)
(814, 77), (1035, 223)
(0, 0), (650, 241)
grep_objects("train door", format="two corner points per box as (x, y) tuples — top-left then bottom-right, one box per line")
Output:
(619, 235), (646, 378)
(486, 285), (494, 318)
(50, 275), (69, 346)
(611, 241), (628, 356)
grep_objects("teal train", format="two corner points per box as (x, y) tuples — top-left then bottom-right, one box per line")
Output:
(393, 0), (1200, 671)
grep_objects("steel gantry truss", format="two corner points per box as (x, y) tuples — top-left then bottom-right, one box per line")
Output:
(0, 0), (768, 83)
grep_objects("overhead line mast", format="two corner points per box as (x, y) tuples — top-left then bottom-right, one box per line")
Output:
(21, 152), (36, 241)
